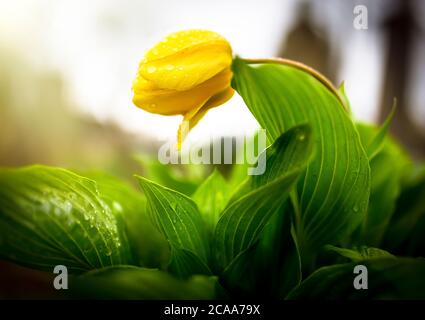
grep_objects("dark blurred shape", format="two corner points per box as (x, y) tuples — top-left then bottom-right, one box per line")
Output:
(379, 0), (425, 158)
(278, 0), (338, 83)
(0, 261), (59, 299)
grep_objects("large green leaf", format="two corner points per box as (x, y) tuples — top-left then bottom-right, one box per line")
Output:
(192, 169), (231, 233)
(168, 248), (212, 278)
(253, 209), (302, 298)
(232, 58), (370, 263)
(356, 124), (411, 246)
(86, 172), (169, 268)
(383, 166), (425, 256)
(0, 165), (133, 273)
(287, 257), (425, 299)
(69, 266), (217, 299)
(363, 104), (396, 160)
(135, 154), (207, 196)
(324, 245), (395, 262)
(213, 124), (313, 272)
(136, 176), (209, 276)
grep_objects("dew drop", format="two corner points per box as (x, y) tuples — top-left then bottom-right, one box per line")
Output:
(353, 205), (359, 212)
(113, 201), (123, 213)
(63, 201), (72, 214)
(297, 134), (306, 141)
(147, 66), (157, 74)
(54, 207), (61, 216)
(165, 64), (175, 71)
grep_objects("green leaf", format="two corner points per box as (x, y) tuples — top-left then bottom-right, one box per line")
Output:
(221, 207), (302, 298)
(287, 257), (425, 299)
(136, 176), (209, 275)
(232, 58), (370, 263)
(337, 81), (351, 113)
(324, 245), (395, 262)
(86, 172), (169, 268)
(218, 244), (259, 297)
(0, 165), (134, 273)
(192, 169), (231, 233)
(254, 212), (302, 298)
(356, 124), (412, 246)
(383, 165), (425, 256)
(135, 154), (207, 196)
(69, 266), (217, 299)
(168, 248), (212, 278)
(213, 125), (313, 272)
(365, 101), (396, 160)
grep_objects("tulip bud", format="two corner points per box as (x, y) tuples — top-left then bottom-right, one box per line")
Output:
(132, 30), (234, 149)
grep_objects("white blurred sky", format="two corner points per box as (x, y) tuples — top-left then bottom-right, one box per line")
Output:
(0, 0), (424, 142)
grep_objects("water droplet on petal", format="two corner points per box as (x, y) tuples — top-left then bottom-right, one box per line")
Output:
(147, 66), (157, 74)
(165, 64), (175, 71)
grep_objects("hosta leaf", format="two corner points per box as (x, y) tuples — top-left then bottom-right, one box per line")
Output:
(287, 257), (425, 299)
(69, 266), (217, 299)
(213, 125), (313, 272)
(135, 154), (207, 196)
(364, 102), (396, 160)
(192, 169), (231, 233)
(136, 176), (209, 274)
(0, 165), (133, 273)
(356, 124), (411, 246)
(324, 245), (395, 262)
(383, 166), (425, 256)
(337, 81), (351, 113)
(221, 208), (302, 298)
(86, 172), (169, 268)
(232, 58), (370, 261)
(168, 248), (212, 278)
(254, 211), (302, 298)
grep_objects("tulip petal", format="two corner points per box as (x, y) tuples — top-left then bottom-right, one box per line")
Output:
(177, 87), (234, 149)
(133, 68), (233, 115)
(139, 30), (232, 91)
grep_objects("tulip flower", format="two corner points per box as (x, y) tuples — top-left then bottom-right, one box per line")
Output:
(132, 30), (234, 149)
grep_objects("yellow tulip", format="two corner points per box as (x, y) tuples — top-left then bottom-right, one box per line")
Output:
(132, 30), (234, 149)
